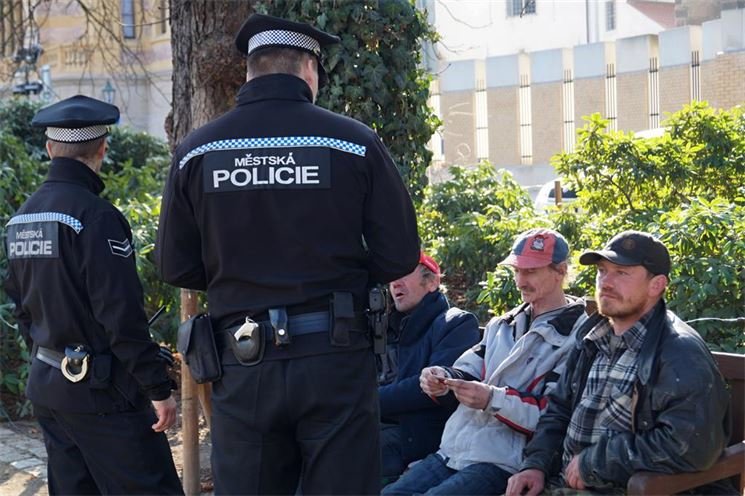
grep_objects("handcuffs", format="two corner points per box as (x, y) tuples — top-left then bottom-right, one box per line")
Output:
(61, 345), (90, 383)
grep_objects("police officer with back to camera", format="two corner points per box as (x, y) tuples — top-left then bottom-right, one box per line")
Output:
(2, 95), (183, 495)
(155, 13), (420, 495)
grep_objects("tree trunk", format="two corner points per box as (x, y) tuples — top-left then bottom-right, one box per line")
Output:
(167, 0), (254, 147)
(167, 2), (254, 493)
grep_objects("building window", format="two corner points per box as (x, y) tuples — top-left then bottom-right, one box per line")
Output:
(648, 57), (660, 129)
(606, 0), (616, 31)
(507, 0), (536, 17)
(159, 0), (168, 35)
(690, 50), (701, 102)
(121, 0), (135, 39)
(475, 62), (489, 162)
(518, 74), (533, 165)
(562, 69), (575, 153)
(605, 63), (618, 131)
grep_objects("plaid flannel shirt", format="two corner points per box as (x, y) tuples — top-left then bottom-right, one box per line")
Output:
(561, 309), (653, 471)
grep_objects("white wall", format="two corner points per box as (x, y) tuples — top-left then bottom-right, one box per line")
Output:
(432, 0), (668, 68)
(433, 0), (590, 62)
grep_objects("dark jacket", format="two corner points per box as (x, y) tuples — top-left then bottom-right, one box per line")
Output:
(520, 301), (731, 491)
(379, 290), (480, 462)
(3, 158), (173, 413)
(156, 74), (419, 331)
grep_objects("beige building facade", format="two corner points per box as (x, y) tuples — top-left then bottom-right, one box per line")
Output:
(1, 0), (173, 138)
(431, 7), (745, 188)
(2, 1), (744, 188)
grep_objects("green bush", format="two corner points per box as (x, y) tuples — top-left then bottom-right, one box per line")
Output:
(0, 99), (47, 160)
(418, 162), (539, 319)
(475, 103), (744, 352)
(655, 199), (745, 351)
(0, 126), (45, 418)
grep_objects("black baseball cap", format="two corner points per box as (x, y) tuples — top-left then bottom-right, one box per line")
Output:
(579, 230), (670, 276)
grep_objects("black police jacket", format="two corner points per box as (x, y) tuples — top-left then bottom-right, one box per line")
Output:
(3, 158), (173, 413)
(156, 74), (420, 329)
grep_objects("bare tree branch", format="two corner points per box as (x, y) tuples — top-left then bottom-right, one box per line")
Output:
(2, 0), (169, 121)
(435, 0), (493, 30)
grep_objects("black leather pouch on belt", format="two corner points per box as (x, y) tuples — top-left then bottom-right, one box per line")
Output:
(88, 354), (112, 389)
(177, 313), (222, 384)
(329, 292), (354, 347)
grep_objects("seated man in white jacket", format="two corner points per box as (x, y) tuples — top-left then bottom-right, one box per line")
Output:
(382, 228), (586, 496)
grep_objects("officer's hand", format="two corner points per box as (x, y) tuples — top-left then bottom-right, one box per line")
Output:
(420, 366), (449, 397)
(506, 468), (545, 496)
(151, 395), (177, 432)
(443, 378), (492, 410)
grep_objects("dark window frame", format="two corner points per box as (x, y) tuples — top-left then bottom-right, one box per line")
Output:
(121, 0), (136, 39)
(507, 0), (536, 18)
(606, 0), (616, 31)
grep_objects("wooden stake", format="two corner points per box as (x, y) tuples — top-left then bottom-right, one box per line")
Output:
(180, 289), (200, 495)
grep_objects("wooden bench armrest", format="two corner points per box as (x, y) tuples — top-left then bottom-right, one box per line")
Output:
(627, 441), (745, 495)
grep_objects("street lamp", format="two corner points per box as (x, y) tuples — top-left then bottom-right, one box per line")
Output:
(101, 80), (116, 104)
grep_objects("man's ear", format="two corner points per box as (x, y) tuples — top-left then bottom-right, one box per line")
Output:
(96, 139), (107, 161)
(556, 261), (568, 277)
(649, 274), (668, 297)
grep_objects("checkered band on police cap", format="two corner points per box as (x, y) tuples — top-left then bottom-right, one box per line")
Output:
(45, 125), (109, 143)
(248, 29), (321, 56)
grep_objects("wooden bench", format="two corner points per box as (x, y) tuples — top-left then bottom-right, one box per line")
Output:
(627, 351), (745, 495)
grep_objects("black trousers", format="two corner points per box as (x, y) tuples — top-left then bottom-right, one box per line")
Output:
(211, 348), (381, 495)
(35, 404), (183, 495)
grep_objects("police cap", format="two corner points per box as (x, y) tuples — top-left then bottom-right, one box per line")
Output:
(235, 13), (340, 86)
(31, 95), (119, 143)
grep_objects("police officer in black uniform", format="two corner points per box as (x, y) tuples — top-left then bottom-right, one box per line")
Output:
(3, 95), (183, 495)
(156, 13), (420, 496)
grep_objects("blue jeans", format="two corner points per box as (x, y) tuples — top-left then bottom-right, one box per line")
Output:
(381, 452), (512, 496)
(381, 423), (407, 478)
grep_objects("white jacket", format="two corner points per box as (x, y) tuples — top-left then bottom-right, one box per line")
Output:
(438, 297), (586, 473)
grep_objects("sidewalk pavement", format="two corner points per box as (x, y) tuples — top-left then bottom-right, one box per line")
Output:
(0, 424), (47, 479)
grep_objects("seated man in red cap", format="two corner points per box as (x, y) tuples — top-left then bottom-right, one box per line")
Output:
(383, 229), (586, 496)
(379, 252), (480, 482)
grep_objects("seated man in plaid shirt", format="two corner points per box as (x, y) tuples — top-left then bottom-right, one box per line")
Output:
(507, 231), (732, 495)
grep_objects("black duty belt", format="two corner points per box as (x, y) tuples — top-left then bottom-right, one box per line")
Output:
(36, 346), (65, 369)
(219, 310), (369, 366)
(223, 311), (366, 339)
(36, 345), (90, 383)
